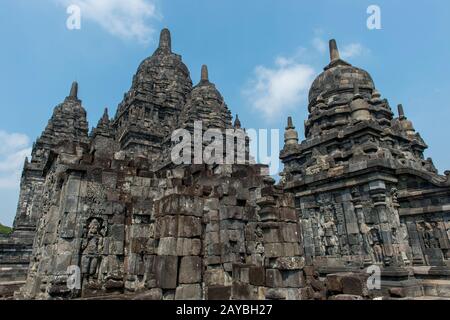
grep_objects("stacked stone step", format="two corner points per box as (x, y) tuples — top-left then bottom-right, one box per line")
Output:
(203, 164), (262, 300)
(123, 172), (157, 295)
(153, 191), (204, 300)
(0, 265), (29, 282)
(121, 167), (187, 298)
(412, 266), (450, 298)
(256, 176), (309, 300)
(0, 232), (33, 297)
(325, 272), (371, 300)
(0, 241), (32, 266)
(203, 190), (232, 299)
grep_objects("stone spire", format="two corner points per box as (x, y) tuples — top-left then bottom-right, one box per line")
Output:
(68, 81), (78, 100)
(329, 39), (340, 62)
(398, 104), (406, 120)
(28, 81), (89, 166)
(178, 65), (232, 131)
(287, 116), (294, 129)
(158, 28), (172, 52)
(101, 107), (109, 124)
(94, 107), (110, 133)
(92, 107), (115, 156)
(284, 116), (299, 146)
(201, 65), (209, 83)
(396, 104), (416, 136)
(234, 114), (241, 129)
(113, 28), (193, 158)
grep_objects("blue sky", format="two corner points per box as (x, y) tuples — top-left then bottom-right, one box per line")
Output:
(1, 0), (450, 226)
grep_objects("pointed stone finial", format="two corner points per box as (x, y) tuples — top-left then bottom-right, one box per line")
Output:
(69, 81), (78, 99)
(234, 114), (241, 129)
(201, 65), (209, 82)
(159, 28), (172, 52)
(329, 39), (340, 62)
(102, 107), (109, 122)
(398, 104), (406, 120)
(286, 116), (295, 129)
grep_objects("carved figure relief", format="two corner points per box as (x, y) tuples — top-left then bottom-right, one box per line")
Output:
(81, 218), (106, 282)
(321, 205), (339, 255)
(369, 228), (384, 263)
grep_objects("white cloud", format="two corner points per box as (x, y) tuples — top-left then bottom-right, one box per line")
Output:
(312, 37), (327, 54)
(340, 43), (365, 59)
(244, 57), (315, 121)
(244, 34), (370, 122)
(0, 131), (31, 189)
(55, 0), (161, 43)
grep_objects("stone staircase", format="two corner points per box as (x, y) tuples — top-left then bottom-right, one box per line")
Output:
(0, 231), (34, 298)
(412, 266), (450, 298)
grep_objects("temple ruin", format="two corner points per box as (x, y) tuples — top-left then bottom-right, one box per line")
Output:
(0, 29), (449, 300)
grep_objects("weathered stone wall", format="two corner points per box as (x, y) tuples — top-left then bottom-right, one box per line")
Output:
(295, 180), (411, 269)
(397, 180), (450, 266)
(18, 144), (310, 300)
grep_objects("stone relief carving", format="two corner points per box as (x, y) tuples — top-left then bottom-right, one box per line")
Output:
(85, 183), (107, 216)
(320, 205), (339, 256)
(369, 228), (384, 264)
(417, 221), (449, 255)
(81, 218), (106, 283)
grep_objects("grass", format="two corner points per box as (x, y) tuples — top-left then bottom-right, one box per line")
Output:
(0, 223), (12, 235)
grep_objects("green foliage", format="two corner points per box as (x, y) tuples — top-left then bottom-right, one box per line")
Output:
(0, 223), (12, 235)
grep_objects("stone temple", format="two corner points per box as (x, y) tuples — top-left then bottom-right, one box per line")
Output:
(0, 29), (449, 300)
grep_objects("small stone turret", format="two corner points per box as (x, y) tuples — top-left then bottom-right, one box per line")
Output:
(91, 107), (116, 159)
(397, 104), (416, 136)
(284, 117), (299, 146)
(234, 114), (241, 129)
(100, 107), (109, 124)
(350, 84), (371, 122)
(370, 89), (382, 104)
(93, 107), (112, 136)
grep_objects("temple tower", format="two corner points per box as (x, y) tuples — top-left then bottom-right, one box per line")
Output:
(280, 40), (450, 292)
(112, 29), (193, 161)
(14, 81), (89, 233)
(1, 82), (89, 297)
